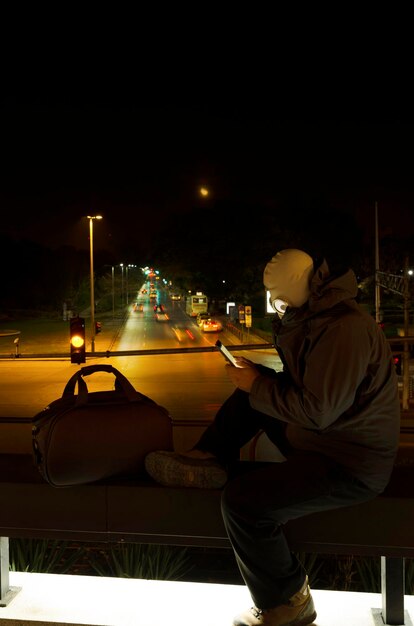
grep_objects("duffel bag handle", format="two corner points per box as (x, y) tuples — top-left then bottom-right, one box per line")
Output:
(62, 364), (151, 405)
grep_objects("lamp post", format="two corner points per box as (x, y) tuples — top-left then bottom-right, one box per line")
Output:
(87, 214), (102, 352)
(125, 264), (137, 306)
(120, 264), (124, 307)
(112, 265), (115, 318)
(126, 265), (129, 305)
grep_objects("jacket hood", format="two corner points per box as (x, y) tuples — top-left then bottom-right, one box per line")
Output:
(308, 258), (359, 313)
(271, 258), (359, 334)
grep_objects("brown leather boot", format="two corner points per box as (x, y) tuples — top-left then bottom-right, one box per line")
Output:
(144, 450), (227, 488)
(232, 577), (316, 626)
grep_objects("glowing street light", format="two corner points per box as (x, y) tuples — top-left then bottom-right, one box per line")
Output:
(120, 263), (124, 306)
(125, 264), (137, 305)
(112, 265), (115, 318)
(87, 214), (102, 352)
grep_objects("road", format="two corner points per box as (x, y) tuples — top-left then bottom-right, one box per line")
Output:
(2, 285), (412, 453)
(0, 287), (278, 454)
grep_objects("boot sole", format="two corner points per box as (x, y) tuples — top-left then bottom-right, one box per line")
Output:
(145, 451), (227, 488)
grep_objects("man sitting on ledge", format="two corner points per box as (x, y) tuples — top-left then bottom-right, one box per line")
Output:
(145, 248), (400, 626)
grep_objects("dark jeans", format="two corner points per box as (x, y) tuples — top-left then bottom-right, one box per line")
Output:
(195, 388), (378, 609)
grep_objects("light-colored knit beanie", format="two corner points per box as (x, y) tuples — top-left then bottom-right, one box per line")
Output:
(263, 249), (314, 308)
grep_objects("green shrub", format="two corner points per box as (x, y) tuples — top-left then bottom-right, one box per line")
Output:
(89, 543), (193, 580)
(9, 539), (84, 574)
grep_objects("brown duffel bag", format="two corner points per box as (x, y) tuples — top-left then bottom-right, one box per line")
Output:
(32, 364), (173, 487)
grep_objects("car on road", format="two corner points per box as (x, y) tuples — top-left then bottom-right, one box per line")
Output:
(155, 311), (169, 322)
(196, 312), (210, 327)
(171, 325), (195, 342)
(171, 294), (181, 301)
(154, 305), (169, 322)
(200, 318), (223, 333)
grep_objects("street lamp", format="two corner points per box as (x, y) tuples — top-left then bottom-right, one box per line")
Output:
(112, 265), (115, 318)
(120, 263), (124, 307)
(126, 264), (137, 305)
(87, 214), (103, 352)
(126, 265), (129, 305)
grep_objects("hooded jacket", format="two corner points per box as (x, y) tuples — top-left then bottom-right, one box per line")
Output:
(249, 258), (400, 493)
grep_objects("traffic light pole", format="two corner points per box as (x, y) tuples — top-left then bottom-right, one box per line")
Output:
(89, 217), (96, 353)
(377, 256), (411, 411)
(402, 256), (410, 411)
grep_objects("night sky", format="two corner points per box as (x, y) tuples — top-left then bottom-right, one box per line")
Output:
(2, 94), (414, 260)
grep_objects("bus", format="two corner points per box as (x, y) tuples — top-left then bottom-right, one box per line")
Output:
(185, 292), (208, 317)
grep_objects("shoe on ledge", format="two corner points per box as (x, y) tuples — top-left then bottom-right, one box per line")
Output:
(232, 576), (316, 626)
(144, 450), (228, 489)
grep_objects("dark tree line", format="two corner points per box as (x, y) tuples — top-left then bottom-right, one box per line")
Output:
(149, 198), (367, 306)
(1, 199), (412, 316)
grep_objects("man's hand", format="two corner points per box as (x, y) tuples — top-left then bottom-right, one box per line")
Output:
(225, 358), (260, 393)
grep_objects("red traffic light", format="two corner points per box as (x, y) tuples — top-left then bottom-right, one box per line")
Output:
(393, 354), (402, 375)
(95, 321), (102, 334)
